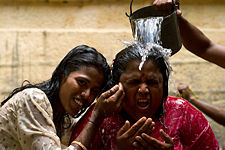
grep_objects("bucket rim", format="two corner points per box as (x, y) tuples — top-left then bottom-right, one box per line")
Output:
(129, 5), (176, 20)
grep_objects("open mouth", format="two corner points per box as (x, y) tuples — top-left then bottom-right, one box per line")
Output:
(137, 99), (150, 108)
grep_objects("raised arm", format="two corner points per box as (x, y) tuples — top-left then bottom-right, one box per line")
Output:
(153, 0), (225, 68)
(71, 83), (124, 150)
(177, 83), (225, 126)
(178, 16), (225, 68)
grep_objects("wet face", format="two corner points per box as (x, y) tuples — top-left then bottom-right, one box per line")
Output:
(120, 59), (163, 121)
(59, 66), (104, 116)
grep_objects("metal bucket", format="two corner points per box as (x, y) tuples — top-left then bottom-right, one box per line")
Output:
(128, 0), (182, 55)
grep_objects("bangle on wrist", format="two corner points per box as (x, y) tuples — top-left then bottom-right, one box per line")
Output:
(191, 90), (199, 99)
(71, 141), (87, 150)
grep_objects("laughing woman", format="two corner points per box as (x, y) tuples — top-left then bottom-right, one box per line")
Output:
(0, 45), (124, 150)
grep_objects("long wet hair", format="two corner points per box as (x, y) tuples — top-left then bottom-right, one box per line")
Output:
(1, 45), (110, 137)
(111, 43), (170, 119)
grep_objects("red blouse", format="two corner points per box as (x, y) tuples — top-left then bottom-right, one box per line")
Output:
(70, 96), (219, 150)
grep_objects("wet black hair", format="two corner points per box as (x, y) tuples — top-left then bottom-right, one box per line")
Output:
(111, 43), (170, 119)
(1, 45), (110, 137)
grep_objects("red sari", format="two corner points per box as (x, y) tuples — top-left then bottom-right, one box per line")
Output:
(70, 96), (219, 150)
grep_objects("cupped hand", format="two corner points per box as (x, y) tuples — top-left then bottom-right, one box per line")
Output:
(116, 117), (155, 150)
(92, 83), (125, 124)
(133, 129), (174, 150)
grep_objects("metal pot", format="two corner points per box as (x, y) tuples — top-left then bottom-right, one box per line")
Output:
(128, 0), (182, 55)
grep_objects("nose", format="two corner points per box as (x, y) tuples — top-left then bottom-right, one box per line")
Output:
(138, 83), (149, 95)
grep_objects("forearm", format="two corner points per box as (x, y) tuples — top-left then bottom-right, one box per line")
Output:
(189, 97), (225, 126)
(178, 16), (225, 68)
(72, 110), (103, 149)
(178, 16), (212, 56)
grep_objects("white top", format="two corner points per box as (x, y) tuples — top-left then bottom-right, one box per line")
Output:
(0, 88), (76, 150)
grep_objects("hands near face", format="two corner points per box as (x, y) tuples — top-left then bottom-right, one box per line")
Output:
(93, 83), (125, 123)
(116, 117), (174, 150)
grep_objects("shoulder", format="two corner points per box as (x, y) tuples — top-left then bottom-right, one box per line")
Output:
(165, 96), (191, 109)
(166, 96), (209, 127)
(21, 88), (50, 106)
(165, 96), (204, 118)
(20, 88), (46, 99)
(15, 88), (53, 118)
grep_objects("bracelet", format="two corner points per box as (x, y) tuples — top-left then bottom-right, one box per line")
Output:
(88, 120), (98, 128)
(71, 141), (87, 150)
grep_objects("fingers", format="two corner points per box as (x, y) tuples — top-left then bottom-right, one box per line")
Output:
(99, 87), (117, 101)
(153, 0), (159, 5)
(107, 83), (125, 111)
(114, 83), (125, 103)
(105, 84), (120, 98)
(177, 83), (193, 100)
(177, 83), (188, 90)
(140, 133), (163, 148)
(124, 117), (147, 138)
(99, 83), (124, 102)
(134, 118), (155, 138)
(117, 120), (130, 136)
(133, 135), (150, 148)
(177, 83), (188, 95)
(153, 0), (173, 10)
(134, 131), (174, 149)
(176, 9), (182, 16)
(159, 129), (173, 144)
(152, 0), (182, 16)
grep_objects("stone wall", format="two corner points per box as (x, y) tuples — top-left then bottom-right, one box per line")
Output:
(0, 0), (225, 148)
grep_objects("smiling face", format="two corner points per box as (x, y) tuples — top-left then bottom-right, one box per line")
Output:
(120, 59), (163, 121)
(59, 66), (104, 116)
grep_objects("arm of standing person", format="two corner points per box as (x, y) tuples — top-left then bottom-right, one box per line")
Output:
(177, 83), (225, 126)
(71, 83), (125, 150)
(153, 0), (225, 68)
(178, 16), (225, 68)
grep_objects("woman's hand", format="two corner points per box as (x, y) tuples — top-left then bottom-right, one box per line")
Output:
(91, 83), (125, 125)
(116, 117), (155, 150)
(133, 129), (174, 150)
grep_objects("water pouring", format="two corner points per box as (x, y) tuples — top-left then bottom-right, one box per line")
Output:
(127, 0), (182, 55)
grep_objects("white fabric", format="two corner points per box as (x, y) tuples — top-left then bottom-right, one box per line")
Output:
(0, 88), (76, 150)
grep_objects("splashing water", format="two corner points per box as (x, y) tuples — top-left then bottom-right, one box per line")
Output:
(130, 16), (172, 71)
(132, 16), (163, 45)
(138, 42), (172, 70)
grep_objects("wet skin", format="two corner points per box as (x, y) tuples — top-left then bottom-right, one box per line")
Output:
(120, 59), (163, 121)
(59, 66), (104, 116)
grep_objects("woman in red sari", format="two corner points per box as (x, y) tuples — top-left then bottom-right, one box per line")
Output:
(70, 42), (219, 150)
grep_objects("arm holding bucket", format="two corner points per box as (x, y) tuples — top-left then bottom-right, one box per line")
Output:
(153, 0), (225, 69)
(178, 16), (225, 68)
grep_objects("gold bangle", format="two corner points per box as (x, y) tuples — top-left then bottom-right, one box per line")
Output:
(71, 141), (87, 150)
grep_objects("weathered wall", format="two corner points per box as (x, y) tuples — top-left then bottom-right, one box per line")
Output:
(0, 0), (225, 147)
